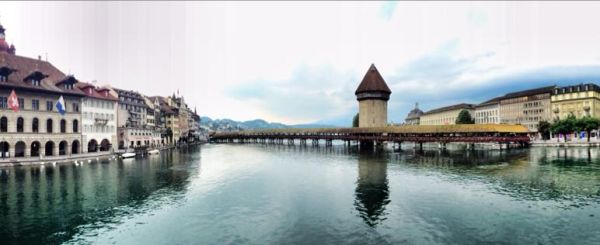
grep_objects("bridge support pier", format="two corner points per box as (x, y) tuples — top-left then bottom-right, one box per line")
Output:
(325, 139), (333, 147)
(312, 139), (319, 146)
(360, 140), (374, 150)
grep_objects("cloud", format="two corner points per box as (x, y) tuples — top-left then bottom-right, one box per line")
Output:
(228, 64), (359, 124)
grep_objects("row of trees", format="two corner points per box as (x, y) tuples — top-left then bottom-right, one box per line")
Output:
(537, 115), (600, 142)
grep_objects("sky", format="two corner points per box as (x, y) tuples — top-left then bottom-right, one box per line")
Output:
(2, 1), (600, 126)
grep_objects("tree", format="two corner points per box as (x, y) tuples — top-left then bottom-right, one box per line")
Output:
(575, 116), (600, 142)
(455, 110), (474, 124)
(537, 120), (551, 140)
(352, 113), (359, 127)
(550, 114), (577, 142)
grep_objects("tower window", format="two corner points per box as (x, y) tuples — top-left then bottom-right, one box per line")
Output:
(0, 75), (6, 82)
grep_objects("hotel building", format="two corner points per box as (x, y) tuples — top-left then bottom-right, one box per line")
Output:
(551, 83), (600, 120)
(498, 86), (555, 132)
(419, 103), (475, 125)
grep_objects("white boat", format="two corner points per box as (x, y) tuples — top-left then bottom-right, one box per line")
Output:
(121, 152), (136, 159)
(148, 149), (160, 155)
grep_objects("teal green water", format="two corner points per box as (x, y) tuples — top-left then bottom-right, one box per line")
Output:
(1, 145), (600, 244)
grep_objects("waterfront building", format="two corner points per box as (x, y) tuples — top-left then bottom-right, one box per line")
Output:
(551, 83), (600, 120)
(153, 96), (180, 144)
(355, 64), (391, 127)
(118, 127), (162, 149)
(112, 88), (149, 128)
(474, 97), (500, 124)
(419, 103), (475, 125)
(404, 102), (423, 125)
(0, 25), (84, 158)
(498, 86), (555, 132)
(78, 82), (118, 152)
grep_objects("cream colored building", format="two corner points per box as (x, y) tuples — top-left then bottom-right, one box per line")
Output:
(419, 103), (475, 125)
(1, 50), (84, 158)
(499, 86), (554, 132)
(474, 98), (500, 124)
(79, 82), (118, 153)
(551, 83), (600, 120)
(355, 64), (391, 127)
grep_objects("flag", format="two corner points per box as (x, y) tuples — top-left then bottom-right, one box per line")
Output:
(7, 89), (19, 112)
(56, 96), (66, 115)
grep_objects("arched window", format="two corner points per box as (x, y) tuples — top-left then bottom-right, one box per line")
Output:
(46, 119), (53, 133)
(0, 117), (7, 132)
(73, 119), (79, 133)
(32, 118), (39, 132)
(45, 141), (55, 156)
(17, 117), (24, 132)
(60, 119), (66, 133)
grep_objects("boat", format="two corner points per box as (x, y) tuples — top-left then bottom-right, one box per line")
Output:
(121, 152), (136, 159)
(148, 149), (160, 155)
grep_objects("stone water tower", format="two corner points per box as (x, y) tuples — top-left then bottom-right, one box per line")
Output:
(355, 64), (392, 127)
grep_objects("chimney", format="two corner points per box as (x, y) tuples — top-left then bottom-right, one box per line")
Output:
(38, 55), (41, 60)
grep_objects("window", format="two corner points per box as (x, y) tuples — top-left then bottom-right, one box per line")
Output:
(72, 103), (79, 112)
(17, 117), (23, 132)
(0, 97), (6, 108)
(47, 119), (53, 133)
(32, 118), (39, 132)
(0, 75), (6, 82)
(60, 119), (66, 133)
(18, 98), (24, 109)
(73, 120), (78, 133)
(46, 101), (53, 111)
(32, 99), (40, 111)
(0, 117), (7, 132)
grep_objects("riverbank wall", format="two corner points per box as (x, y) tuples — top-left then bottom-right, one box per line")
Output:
(0, 151), (116, 167)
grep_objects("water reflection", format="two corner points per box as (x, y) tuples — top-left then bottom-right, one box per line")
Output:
(0, 147), (200, 244)
(354, 150), (390, 227)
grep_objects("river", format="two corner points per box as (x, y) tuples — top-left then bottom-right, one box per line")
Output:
(1, 144), (600, 244)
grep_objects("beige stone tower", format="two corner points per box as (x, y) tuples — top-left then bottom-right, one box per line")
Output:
(355, 64), (391, 127)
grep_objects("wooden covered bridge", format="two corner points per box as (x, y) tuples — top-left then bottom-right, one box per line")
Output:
(210, 124), (531, 149)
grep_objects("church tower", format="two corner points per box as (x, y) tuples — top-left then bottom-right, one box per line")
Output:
(355, 64), (391, 127)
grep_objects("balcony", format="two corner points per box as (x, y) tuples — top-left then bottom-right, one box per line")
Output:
(95, 118), (109, 125)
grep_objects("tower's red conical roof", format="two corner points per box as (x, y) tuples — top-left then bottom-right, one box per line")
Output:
(355, 64), (391, 95)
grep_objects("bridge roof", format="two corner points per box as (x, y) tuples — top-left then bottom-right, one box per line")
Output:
(213, 124), (530, 136)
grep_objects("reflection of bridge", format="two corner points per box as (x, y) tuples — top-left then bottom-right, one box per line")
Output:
(210, 124), (531, 149)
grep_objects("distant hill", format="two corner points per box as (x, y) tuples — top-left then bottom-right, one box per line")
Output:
(200, 116), (335, 131)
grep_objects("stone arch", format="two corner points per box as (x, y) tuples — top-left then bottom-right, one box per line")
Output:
(32, 118), (39, 133)
(0, 116), (7, 132)
(31, 141), (41, 157)
(0, 141), (9, 158)
(46, 118), (53, 133)
(45, 141), (55, 156)
(88, 139), (98, 153)
(100, 139), (111, 152)
(60, 119), (66, 133)
(71, 140), (80, 154)
(14, 141), (25, 157)
(59, 141), (68, 155)
(17, 117), (24, 132)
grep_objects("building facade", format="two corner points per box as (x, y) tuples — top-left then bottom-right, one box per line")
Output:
(0, 34), (84, 159)
(79, 82), (118, 153)
(419, 103), (475, 125)
(499, 86), (555, 132)
(355, 64), (391, 127)
(474, 97), (500, 124)
(551, 83), (600, 120)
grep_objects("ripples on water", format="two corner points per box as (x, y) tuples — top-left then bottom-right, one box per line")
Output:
(1, 144), (600, 244)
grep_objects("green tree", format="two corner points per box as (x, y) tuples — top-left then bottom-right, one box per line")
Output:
(550, 114), (577, 141)
(455, 109), (474, 124)
(352, 113), (359, 127)
(537, 121), (551, 140)
(575, 116), (600, 142)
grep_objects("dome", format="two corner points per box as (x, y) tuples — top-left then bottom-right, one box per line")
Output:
(405, 103), (424, 120)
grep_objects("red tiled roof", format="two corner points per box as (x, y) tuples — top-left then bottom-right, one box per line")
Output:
(355, 64), (392, 95)
(0, 52), (85, 96)
(77, 81), (118, 101)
